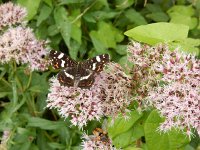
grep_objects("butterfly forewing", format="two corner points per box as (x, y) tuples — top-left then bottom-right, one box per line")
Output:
(49, 50), (77, 69)
(81, 54), (110, 73)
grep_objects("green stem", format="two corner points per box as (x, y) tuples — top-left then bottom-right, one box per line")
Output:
(26, 71), (32, 90)
(11, 80), (18, 106)
(71, 0), (97, 24)
(0, 77), (12, 88)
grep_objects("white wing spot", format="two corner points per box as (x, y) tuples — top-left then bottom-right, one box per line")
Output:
(64, 71), (74, 79)
(61, 60), (65, 67)
(80, 73), (92, 80)
(92, 63), (96, 70)
(58, 53), (64, 59)
(96, 56), (101, 62)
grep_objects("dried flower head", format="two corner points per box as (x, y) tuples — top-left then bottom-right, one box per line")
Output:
(47, 63), (132, 128)
(128, 41), (200, 138)
(0, 2), (27, 30)
(82, 128), (117, 150)
(0, 26), (49, 71)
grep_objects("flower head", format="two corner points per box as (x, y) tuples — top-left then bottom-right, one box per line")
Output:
(0, 26), (49, 71)
(0, 2), (27, 30)
(47, 63), (132, 128)
(148, 49), (200, 138)
(127, 42), (166, 107)
(128, 41), (200, 138)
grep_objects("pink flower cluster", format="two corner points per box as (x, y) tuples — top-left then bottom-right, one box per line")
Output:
(47, 63), (132, 129)
(0, 2), (26, 30)
(128, 41), (200, 138)
(127, 42), (165, 107)
(149, 50), (200, 138)
(0, 2), (49, 71)
(0, 26), (49, 71)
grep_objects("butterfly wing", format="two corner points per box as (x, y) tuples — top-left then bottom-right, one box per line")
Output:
(57, 68), (75, 87)
(49, 50), (77, 69)
(81, 54), (110, 73)
(77, 68), (95, 88)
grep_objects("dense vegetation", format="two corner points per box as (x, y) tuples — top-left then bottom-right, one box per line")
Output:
(0, 0), (199, 150)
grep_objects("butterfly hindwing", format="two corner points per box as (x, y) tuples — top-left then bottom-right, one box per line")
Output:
(49, 50), (77, 69)
(81, 54), (110, 73)
(57, 68), (75, 87)
(77, 68), (95, 88)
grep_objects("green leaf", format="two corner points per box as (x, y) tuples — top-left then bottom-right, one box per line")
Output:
(27, 117), (66, 130)
(47, 142), (65, 149)
(29, 72), (49, 93)
(112, 128), (135, 148)
(108, 110), (143, 139)
(145, 4), (163, 12)
(146, 12), (169, 22)
(48, 25), (59, 36)
(124, 22), (189, 45)
(84, 11), (120, 22)
(43, 0), (53, 7)
(59, 0), (85, 5)
(68, 9), (82, 45)
(168, 5), (195, 16)
(17, 0), (41, 20)
(124, 147), (142, 150)
(125, 9), (147, 25)
(71, 24), (82, 44)
(169, 14), (197, 29)
(37, 4), (52, 26)
(169, 38), (200, 56)
(54, 6), (71, 50)
(115, 0), (135, 10)
(144, 110), (190, 150)
(167, 5), (198, 29)
(37, 129), (51, 150)
(89, 21), (124, 53)
(70, 40), (81, 60)
(115, 45), (127, 55)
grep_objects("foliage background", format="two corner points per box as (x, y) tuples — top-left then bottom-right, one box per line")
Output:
(0, 0), (199, 150)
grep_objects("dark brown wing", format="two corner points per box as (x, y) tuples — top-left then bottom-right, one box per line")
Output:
(49, 50), (78, 69)
(81, 54), (110, 73)
(78, 70), (95, 88)
(57, 68), (75, 87)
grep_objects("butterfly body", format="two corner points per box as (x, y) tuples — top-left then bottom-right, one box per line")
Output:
(49, 50), (109, 88)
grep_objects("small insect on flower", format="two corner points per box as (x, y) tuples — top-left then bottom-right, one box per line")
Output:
(49, 50), (110, 88)
(92, 128), (110, 144)
(82, 126), (117, 150)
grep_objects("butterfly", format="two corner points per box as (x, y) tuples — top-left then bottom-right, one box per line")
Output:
(92, 128), (110, 144)
(49, 50), (110, 88)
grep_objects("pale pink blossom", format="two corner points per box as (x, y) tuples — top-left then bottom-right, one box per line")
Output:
(149, 82), (200, 138)
(128, 41), (200, 138)
(0, 2), (27, 30)
(47, 63), (132, 128)
(0, 26), (49, 71)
